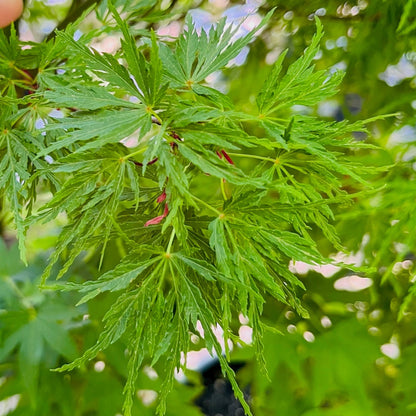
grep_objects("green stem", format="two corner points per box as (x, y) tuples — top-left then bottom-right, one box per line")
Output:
(157, 259), (168, 292)
(220, 178), (228, 201)
(166, 228), (176, 255)
(168, 261), (179, 298)
(227, 153), (276, 163)
(124, 146), (147, 160)
(279, 164), (300, 188)
(11, 65), (33, 82)
(192, 195), (221, 215)
(150, 110), (163, 125)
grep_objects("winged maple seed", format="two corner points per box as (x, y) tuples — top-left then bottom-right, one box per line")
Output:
(216, 149), (234, 165)
(169, 131), (183, 151)
(169, 132), (182, 141)
(221, 149), (234, 165)
(132, 157), (158, 167)
(144, 203), (169, 227)
(156, 189), (167, 203)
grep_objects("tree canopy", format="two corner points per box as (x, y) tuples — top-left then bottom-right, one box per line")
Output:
(1, 1), (416, 415)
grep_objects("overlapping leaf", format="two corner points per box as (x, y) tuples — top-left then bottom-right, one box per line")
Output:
(257, 18), (343, 115)
(0, 9), (384, 416)
(160, 10), (273, 87)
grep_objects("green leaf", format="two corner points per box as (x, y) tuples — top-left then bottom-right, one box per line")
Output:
(69, 254), (161, 304)
(111, 4), (167, 106)
(44, 85), (142, 110)
(160, 9), (273, 86)
(55, 30), (142, 98)
(257, 18), (343, 115)
(39, 109), (151, 155)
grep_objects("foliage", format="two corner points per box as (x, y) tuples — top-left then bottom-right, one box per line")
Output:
(1, 1), (416, 416)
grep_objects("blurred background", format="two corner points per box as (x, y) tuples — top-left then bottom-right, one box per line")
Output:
(2, 1), (416, 415)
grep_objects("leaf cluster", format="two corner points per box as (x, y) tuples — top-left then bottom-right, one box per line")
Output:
(0, 6), (381, 415)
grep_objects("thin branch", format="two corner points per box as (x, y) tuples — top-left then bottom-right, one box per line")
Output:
(46, 0), (98, 40)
